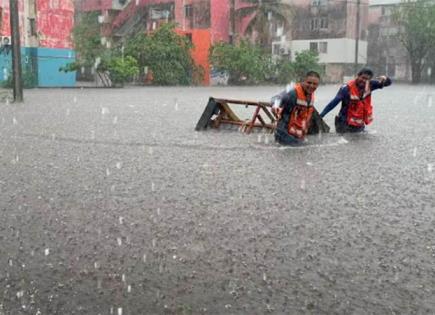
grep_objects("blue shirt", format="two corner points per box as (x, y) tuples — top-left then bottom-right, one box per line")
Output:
(320, 78), (392, 120)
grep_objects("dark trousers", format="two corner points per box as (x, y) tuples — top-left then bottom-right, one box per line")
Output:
(335, 116), (365, 133)
(274, 128), (303, 146)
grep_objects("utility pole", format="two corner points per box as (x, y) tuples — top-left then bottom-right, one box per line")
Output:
(354, 0), (360, 74)
(10, 0), (23, 102)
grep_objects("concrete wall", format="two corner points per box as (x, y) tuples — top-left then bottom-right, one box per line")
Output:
(290, 38), (367, 64)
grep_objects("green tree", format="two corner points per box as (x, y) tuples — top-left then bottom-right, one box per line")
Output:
(210, 40), (274, 84)
(274, 50), (323, 84)
(236, 0), (293, 48)
(99, 55), (139, 86)
(392, 0), (435, 83)
(72, 12), (106, 68)
(125, 23), (199, 85)
(291, 50), (323, 82)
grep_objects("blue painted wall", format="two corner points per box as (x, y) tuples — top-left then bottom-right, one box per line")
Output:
(0, 46), (76, 87)
(37, 48), (76, 87)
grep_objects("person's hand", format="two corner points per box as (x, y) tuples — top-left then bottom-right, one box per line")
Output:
(378, 75), (387, 83)
(273, 107), (283, 120)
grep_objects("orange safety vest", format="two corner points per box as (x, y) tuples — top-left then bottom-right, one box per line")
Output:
(347, 79), (373, 127)
(287, 84), (315, 139)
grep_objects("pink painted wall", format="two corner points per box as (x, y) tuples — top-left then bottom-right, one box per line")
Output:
(37, 0), (74, 48)
(0, 0), (74, 49)
(79, 0), (113, 12)
(210, 0), (229, 42)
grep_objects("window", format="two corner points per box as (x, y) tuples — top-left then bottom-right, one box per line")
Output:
(184, 4), (193, 18)
(310, 18), (319, 31)
(319, 42), (328, 53)
(310, 42), (318, 53)
(310, 17), (327, 31)
(320, 17), (328, 29)
(29, 18), (37, 36)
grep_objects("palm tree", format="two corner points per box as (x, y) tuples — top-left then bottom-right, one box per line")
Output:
(236, 0), (293, 48)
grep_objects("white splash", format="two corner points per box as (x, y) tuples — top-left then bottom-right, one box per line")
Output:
(148, 147), (154, 155)
(428, 164), (433, 173)
(264, 136), (270, 144)
(428, 95), (433, 108)
(8, 259), (13, 266)
(12, 117), (18, 125)
(257, 134), (262, 143)
(66, 108), (70, 116)
(127, 285), (132, 293)
(121, 274), (126, 282)
(113, 116), (118, 124)
(117, 237), (122, 246)
(116, 162), (122, 169)
(157, 208), (161, 216)
(16, 291), (24, 298)
(306, 162), (313, 166)
(119, 216), (124, 224)
(152, 239), (156, 248)
(300, 179), (306, 190)
(44, 248), (50, 256)
(94, 262), (99, 269)
(143, 254), (147, 263)
(117, 307), (123, 315)
(175, 100), (179, 111)
(73, 96), (77, 103)
(412, 147), (417, 157)
(106, 168), (111, 176)
(151, 182), (155, 192)
(101, 107), (110, 115)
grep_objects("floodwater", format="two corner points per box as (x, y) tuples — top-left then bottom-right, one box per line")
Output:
(0, 84), (434, 314)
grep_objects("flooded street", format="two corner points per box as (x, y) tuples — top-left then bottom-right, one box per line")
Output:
(0, 84), (434, 314)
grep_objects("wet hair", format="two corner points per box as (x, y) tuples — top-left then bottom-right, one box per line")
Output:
(357, 67), (374, 78)
(305, 70), (321, 79)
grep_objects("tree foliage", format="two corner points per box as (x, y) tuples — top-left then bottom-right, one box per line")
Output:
(392, 0), (435, 83)
(72, 12), (105, 68)
(125, 23), (200, 85)
(99, 56), (139, 85)
(210, 40), (274, 84)
(210, 41), (323, 85)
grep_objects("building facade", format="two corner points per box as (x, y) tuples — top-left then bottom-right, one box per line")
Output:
(272, 0), (369, 83)
(0, 0), (76, 87)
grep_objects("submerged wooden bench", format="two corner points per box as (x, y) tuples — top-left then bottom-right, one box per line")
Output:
(195, 97), (277, 133)
(195, 97), (330, 135)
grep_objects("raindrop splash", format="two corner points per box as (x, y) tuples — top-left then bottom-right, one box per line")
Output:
(412, 147), (417, 157)
(44, 248), (50, 256)
(116, 162), (122, 169)
(117, 237), (122, 246)
(428, 164), (433, 173)
(119, 217), (124, 225)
